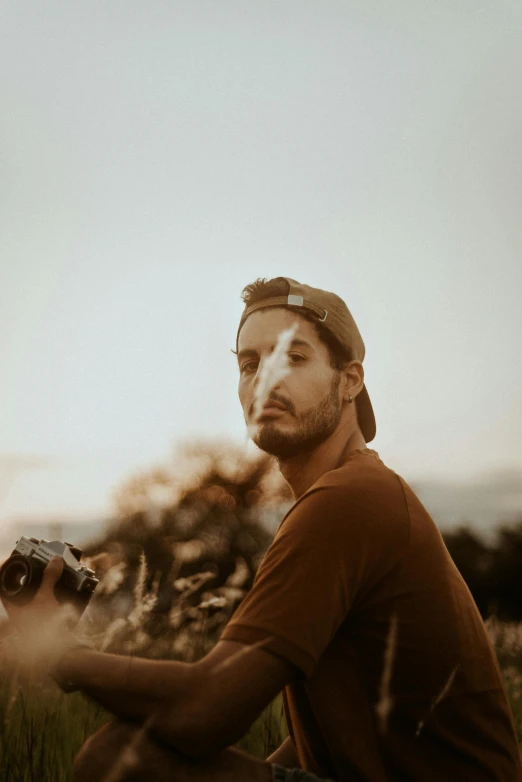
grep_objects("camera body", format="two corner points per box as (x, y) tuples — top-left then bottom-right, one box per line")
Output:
(0, 537), (99, 615)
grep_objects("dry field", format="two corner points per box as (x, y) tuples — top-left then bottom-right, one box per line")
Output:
(0, 556), (520, 781)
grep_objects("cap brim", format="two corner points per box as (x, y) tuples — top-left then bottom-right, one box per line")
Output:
(356, 384), (376, 443)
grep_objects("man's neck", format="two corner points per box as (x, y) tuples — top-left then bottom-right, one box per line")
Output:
(277, 426), (367, 500)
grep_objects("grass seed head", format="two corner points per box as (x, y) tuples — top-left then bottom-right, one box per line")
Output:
(133, 550), (148, 606)
(375, 612), (398, 735)
(416, 663), (459, 737)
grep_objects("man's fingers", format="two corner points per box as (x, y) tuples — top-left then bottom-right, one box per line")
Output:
(39, 556), (64, 596)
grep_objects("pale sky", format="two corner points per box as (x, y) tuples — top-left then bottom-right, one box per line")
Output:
(2, 1), (522, 526)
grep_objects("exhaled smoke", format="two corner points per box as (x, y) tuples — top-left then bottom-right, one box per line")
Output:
(247, 322), (298, 440)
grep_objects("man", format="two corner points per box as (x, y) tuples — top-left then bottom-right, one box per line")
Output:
(2, 276), (521, 781)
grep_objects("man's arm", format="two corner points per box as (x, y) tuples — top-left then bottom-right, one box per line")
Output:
(55, 638), (298, 758)
(2, 558), (298, 760)
(266, 736), (300, 768)
(54, 648), (195, 722)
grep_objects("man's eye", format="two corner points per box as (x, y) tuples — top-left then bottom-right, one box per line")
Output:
(240, 355), (303, 373)
(241, 361), (258, 373)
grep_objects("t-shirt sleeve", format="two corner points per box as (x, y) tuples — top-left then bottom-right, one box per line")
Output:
(220, 483), (408, 679)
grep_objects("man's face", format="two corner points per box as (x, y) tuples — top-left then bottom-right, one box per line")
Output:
(237, 308), (343, 458)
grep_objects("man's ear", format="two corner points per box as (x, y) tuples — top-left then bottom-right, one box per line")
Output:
(341, 360), (365, 402)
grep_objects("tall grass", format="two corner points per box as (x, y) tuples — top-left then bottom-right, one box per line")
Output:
(1, 550), (521, 778)
(0, 677), (107, 782)
(0, 549), (289, 780)
(485, 617), (522, 740)
(1, 627), (521, 782)
(0, 672), (286, 781)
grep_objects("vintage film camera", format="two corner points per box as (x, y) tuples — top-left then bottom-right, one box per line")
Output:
(0, 537), (99, 616)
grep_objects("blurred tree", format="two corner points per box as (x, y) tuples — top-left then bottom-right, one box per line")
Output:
(442, 526), (494, 616)
(443, 519), (522, 621)
(487, 522), (522, 621)
(81, 441), (522, 653)
(82, 439), (292, 658)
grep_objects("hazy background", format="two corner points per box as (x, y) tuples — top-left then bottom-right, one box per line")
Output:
(2, 1), (522, 547)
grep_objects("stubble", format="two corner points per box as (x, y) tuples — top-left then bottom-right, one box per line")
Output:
(253, 372), (342, 459)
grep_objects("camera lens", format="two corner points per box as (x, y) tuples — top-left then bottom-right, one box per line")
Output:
(0, 557), (31, 597)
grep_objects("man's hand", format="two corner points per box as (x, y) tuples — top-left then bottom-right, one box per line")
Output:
(1, 556), (80, 676)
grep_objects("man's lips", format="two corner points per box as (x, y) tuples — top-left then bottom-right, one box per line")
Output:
(264, 400), (287, 410)
(260, 401), (288, 417)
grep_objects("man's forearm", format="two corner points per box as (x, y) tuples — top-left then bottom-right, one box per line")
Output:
(78, 684), (160, 724)
(53, 641), (294, 761)
(55, 648), (196, 725)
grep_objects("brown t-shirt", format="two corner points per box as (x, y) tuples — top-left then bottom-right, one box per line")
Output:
(220, 449), (522, 781)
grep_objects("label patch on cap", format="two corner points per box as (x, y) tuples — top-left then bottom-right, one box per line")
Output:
(287, 295), (304, 306)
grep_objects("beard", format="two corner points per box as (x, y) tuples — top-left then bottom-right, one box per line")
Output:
(252, 372), (342, 459)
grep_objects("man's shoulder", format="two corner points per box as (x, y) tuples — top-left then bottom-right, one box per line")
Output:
(309, 448), (403, 504)
(279, 449), (410, 542)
